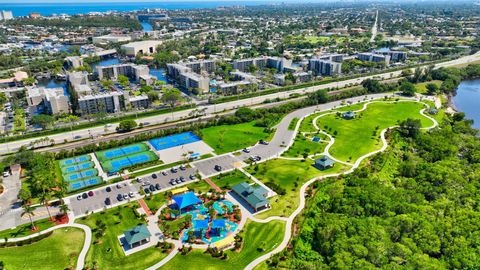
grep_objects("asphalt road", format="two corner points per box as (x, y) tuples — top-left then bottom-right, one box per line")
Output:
(0, 51), (478, 155)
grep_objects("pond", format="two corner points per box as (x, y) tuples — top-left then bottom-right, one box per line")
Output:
(452, 79), (480, 129)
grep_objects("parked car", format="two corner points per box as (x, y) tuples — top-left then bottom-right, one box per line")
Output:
(259, 140), (269, 145)
(76, 195), (82, 201)
(117, 194), (124, 201)
(149, 185), (156, 192)
(116, 184), (122, 189)
(155, 183), (161, 190)
(189, 174), (195, 180)
(214, 165), (222, 172)
(162, 171), (168, 176)
(106, 186), (112, 192)
(82, 193), (88, 199)
(243, 148), (250, 153)
(179, 176), (185, 182)
(136, 177), (142, 183)
(170, 180), (176, 186)
(151, 173), (158, 179)
(88, 191), (94, 197)
(179, 165), (186, 171)
(123, 193), (128, 199)
(171, 167), (178, 173)
(175, 179), (182, 184)
(129, 192), (134, 198)
(144, 188), (151, 194)
(105, 198), (111, 205)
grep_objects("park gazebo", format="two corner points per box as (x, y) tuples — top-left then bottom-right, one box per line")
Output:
(172, 191), (202, 213)
(315, 156), (335, 170)
(342, 110), (356, 119)
(123, 224), (151, 249)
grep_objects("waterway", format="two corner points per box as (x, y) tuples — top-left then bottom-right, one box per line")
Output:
(452, 79), (480, 129)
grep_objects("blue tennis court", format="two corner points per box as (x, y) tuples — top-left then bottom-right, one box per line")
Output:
(69, 181), (85, 191)
(68, 177), (102, 192)
(149, 132), (201, 151)
(128, 153), (150, 165)
(62, 162), (92, 174)
(59, 155), (90, 167)
(65, 168), (98, 182)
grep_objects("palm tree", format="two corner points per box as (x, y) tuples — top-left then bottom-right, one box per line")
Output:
(59, 204), (70, 216)
(21, 204), (35, 230)
(39, 192), (52, 221)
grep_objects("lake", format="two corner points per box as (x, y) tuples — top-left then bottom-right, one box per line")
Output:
(453, 79), (480, 129)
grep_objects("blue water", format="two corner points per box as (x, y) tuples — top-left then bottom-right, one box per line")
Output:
(37, 78), (69, 96)
(149, 67), (168, 83)
(90, 57), (121, 71)
(453, 79), (480, 129)
(141, 21), (153, 31)
(2, 2), (268, 17)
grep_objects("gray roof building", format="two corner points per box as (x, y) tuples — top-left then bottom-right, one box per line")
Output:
(123, 224), (151, 248)
(232, 182), (269, 212)
(315, 156), (335, 170)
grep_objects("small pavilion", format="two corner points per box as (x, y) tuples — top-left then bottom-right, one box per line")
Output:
(342, 110), (356, 119)
(315, 156), (335, 170)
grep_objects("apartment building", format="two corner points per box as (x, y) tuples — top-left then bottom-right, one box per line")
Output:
(184, 60), (217, 74)
(357, 53), (391, 66)
(373, 49), (407, 62)
(97, 64), (149, 82)
(308, 59), (342, 76)
(92, 35), (132, 45)
(166, 64), (210, 93)
(26, 87), (70, 115)
(0, 10), (13, 21)
(77, 92), (124, 115)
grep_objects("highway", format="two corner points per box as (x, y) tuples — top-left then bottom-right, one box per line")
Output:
(0, 51), (478, 155)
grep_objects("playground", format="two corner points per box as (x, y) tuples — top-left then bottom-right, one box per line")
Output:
(95, 143), (159, 174)
(160, 192), (241, 245)
(58, 155), (102, 192)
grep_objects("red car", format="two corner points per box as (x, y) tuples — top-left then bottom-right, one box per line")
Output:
(88, 191), (94, 197)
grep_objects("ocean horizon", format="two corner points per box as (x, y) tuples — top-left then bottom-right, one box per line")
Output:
(1, 1), (270, 17)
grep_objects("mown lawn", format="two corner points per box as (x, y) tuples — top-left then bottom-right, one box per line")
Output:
(317, 101), (434, 162)
(200, 121), (271, 154)
(77, 202), (168, 270)
(0, 227), (84, 270)
(282, 135), (328, 158)
(209, 169), (254, 190)
(247, 158), (350, 218)
(161, 220), (285, 270)
(0, 217), (57, 239)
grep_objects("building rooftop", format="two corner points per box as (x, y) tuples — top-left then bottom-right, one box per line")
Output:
(123, 224), (151, 245)
(232, 182), (269, 209)
(172, 191), (202, 210)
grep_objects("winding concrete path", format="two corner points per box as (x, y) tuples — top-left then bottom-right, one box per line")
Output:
(245, 98), (439, 269)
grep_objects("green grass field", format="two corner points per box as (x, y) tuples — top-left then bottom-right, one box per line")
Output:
(201, 121), (271, 154)
(0, 217), (57, 239)
(299, 113), (321, 133)
(209, 169), (254, 190)
(0, 227), (84, 270)
(415, 80), (442, 94)
(77, 202), (168, 270)
(247, 158), (350, 218)
(161, 220), (285, 270)
(282, 135), (328, 158)
(317, 101), (434, 162)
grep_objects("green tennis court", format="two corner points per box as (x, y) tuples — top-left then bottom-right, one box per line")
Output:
(100, 151), (158, 173)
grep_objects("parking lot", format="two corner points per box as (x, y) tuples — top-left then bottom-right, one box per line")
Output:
(193, 154), (243, 176)
(133, 165), (198, 193)
(69, 182), (138, 216)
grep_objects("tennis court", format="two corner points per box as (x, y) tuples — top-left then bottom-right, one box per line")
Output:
(68, 176), (102, 192)
(64, 168), (98, 182)
(96, 143), (149, 162)
(149, 132), (201, 151)
(101, 151), (158, 173)
(61, 161), (94, 174)
(59, 155), (91, 167)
